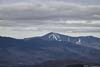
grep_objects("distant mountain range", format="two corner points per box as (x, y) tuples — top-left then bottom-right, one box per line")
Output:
(0, 32), (100, 66)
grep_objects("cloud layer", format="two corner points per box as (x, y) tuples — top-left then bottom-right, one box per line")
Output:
(0, 1), (100, 20)
(0, 0), (100, 38)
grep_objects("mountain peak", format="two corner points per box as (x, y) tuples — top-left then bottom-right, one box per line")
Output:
(46, 32), (60, 36)
(42, 32), (62, 41)
(41, 32), (69, 41)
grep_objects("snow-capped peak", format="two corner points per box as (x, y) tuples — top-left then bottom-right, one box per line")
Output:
(48, 32), (61, 41)
(42, 32), (63, 41)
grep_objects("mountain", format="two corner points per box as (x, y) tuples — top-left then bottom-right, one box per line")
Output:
(0, 32), (100, 66)
(41, 32), (70, 41)
(41, 32), (100, 48)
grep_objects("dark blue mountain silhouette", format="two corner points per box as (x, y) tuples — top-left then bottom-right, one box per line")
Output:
(0, 32), (100, 66)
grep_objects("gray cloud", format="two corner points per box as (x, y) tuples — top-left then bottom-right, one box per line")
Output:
(0, 0), (100, 38)
(0, 20), (100, 27)
(0, 0), (100, 5)
(0, 20), (100, 33)
(0, 1), (100, 20)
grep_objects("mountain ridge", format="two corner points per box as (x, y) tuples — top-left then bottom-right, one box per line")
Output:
(0, 32), (100, 66)
(0, 32), (100, 40)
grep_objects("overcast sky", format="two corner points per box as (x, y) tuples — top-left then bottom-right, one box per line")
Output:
(0, 0), (100, 38)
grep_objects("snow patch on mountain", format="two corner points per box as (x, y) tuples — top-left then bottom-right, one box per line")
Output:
(41, 32), (66, 41)
(48, 32), (62, 41)
(76, 38), (81, 44)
